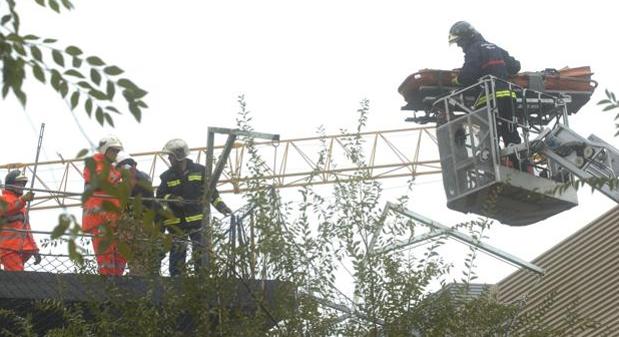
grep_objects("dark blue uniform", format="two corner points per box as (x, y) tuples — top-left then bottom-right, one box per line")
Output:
(157, 159), (230, 276)
(456, 36), (522, 146)
(457, 37), (520, 87)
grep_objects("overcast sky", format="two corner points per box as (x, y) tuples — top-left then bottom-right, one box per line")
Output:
(1, 0), (617, 283)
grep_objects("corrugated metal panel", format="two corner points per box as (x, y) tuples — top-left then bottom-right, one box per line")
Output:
(497, 205), (619, 336)
(441, 283), (491, 301)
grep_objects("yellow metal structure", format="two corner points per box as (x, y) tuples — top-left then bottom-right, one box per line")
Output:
(0, 127), (440, 211)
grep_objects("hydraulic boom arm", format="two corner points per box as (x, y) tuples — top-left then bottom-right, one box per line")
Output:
(536, 124), (619, 203)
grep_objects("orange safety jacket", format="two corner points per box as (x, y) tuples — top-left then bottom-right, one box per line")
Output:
(0, 190), (38, 253)
(82, 153), (122, 233)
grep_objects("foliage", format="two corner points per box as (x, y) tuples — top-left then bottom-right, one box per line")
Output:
(0, 0), (147, 126)
(3, 98), (610, 336)
(598, 89), (619, 136)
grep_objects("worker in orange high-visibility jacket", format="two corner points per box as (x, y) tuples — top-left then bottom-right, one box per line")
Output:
(82, 135), (126, 276)
(0, 171), (41, 271)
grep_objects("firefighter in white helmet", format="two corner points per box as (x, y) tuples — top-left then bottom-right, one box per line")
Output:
(82, 135), (127, 276)
(157, 138), (232, 276)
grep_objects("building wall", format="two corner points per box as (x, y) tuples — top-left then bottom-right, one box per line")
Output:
(497, 205), (619, 336)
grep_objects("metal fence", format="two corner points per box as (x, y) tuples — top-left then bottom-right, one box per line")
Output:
(16, 230), (173, 276)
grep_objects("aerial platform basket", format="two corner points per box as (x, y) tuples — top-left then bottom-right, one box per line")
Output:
(437, 106), (578, 226)
(398, 66), (596, 124)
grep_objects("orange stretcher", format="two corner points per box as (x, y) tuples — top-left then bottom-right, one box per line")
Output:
(398, 66), (597, 116)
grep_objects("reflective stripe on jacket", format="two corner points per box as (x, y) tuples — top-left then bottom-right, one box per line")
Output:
(0, 190), (38, 252)
(156, 159), (228, 230)
(475, 89), (517, 108)
(82, 153), (122, 232)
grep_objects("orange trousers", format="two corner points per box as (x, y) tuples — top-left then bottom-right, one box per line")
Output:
(0, 251), (28, 271)
(92, 234), (126, 276)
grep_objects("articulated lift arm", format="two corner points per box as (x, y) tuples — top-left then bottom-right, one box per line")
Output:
(536, 124), (619, 203)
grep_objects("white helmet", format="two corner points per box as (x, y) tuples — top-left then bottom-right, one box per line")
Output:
(115, 151), (137, 167)
(162, 138), (190, 161)
(98, 135), (124, 154)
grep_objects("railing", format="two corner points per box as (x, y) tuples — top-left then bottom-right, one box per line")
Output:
(8, 228), (172, 276)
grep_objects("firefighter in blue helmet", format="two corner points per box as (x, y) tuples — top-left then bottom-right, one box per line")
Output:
(449, 21), (522, 148)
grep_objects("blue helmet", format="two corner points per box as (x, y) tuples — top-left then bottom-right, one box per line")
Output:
(4, 170), (28, 195)
(448, 21), (479, 45)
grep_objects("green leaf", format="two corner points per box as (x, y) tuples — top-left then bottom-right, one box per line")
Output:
(86, 56), (105, 66)
(72, 57), (82, 68)
(95, 106), (104, 125)
(65, 45), (82, 56)
(48, 0), (60, 13)
(104, 112), (115, 127)
(64, 69), (84, 78)
(598, 99), (611, 105)
(35, 0), (45, 6)
(23, 34), (39, 40)
(5, 34), (23, 42)
(90, 68), (101, 85)
(122, 88), (148, 101)
(89, 89), (108, 100)
(1, 84), (9, 99)
(117, 78), (138, 90)
(50, 70), (61, 91)
(51, 219), (70, 239)
(32, 64), (46, 83)
(59, 80), (69, 98)
(129, 102), (142, 122)
(68, 240), (80, 263)
(103, 65), (124, 76)
(75, 148), (88, 158)
(52, 49), (64, 67)
(13, 43), (26, 56)
(61, 0), (74, 10)
(15, 90), (27, 107)
(105, 106), (120, 114)
(1, 15), (11, 26)
(136, 100), (148, 108)
(130, 87), (148, 99)
(85, 98), (93, 116)
(70, 91), (79, 110)
(30, 46), (43, 62)
(603, 105), (618, 112)
(43, 38), (57, 43)
(106, 80), (115, 99)
(77, 81), (92, 89)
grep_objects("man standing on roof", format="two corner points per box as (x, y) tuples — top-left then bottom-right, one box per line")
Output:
(82, 136), (126, 276)
(449, 21), (522, 149)
(0, 171), (41, 271)
(157, 138), (232, 276)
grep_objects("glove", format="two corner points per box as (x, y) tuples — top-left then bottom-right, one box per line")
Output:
(168, 195), (184, 202)
(22, 191), (35, 202)
(164, 194), (184, 206)
(33, 252), (42, 265)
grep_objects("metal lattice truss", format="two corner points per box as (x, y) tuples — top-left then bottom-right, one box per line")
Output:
(0, 127), (440, 211)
